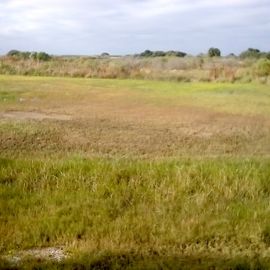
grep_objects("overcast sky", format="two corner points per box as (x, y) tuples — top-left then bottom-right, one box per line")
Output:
(0, 0), (269, 55)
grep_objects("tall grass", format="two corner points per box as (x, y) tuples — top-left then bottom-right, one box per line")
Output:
(1, 56), (269, 83)
(1, 157), (270, 267)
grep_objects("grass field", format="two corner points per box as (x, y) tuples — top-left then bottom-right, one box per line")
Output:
(0, 75), (270, 269)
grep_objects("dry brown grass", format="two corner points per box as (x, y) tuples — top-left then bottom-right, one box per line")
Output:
(0, 76), (269, 158)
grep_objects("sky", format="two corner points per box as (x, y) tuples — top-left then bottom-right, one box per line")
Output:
(0, 0), (269, 55)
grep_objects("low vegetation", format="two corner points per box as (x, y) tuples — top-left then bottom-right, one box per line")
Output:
(138, 49), (187, 57)
(1, 48), (270, 83)
(1, 157), (270, 269)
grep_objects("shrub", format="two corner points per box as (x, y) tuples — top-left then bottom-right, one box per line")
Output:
(139, 50), (187, 58)
(153, 51), (166, 57)
(7, 50), (21, 57)
(6, 50), (51, 61)
(240, 48), (261, 59)
(36, 52), (51, 61)
(167, 50), (187, 57)
(20, 51), (31, 59)
(101, 52), (110, 57)
(29, 52), (51, 61)
(208, 47), (221, 57)
(140, 50), (153, 57)
(255, 59), (270, 76)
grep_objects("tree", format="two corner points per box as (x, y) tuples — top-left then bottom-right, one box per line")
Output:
(20, 51), (31, 59)
(208, 48), (221, 57)
(140, 50), (153, 57)
(36, 52), (51, 61)
(7, 50), (21, 57)
(101, 52), (110, 57)
(139, 50), (187, 58)
(167, 50), (186, 57)
(30, 52), (51, 61)
(174, 51), (187, 57)
(153, 51), (166, 57)
(6, 50), (51, 61)
(239, 48), (261, 59)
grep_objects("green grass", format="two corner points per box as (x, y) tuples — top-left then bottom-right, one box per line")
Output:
(1, 157), (270, 268)
(1, 75), (270, 115)
(0, 75), (270, 268)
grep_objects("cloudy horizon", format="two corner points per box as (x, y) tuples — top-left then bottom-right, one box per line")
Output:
(0, 0), (269, 56)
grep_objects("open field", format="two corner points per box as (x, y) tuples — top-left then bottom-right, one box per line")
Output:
(1, 75), (270, 158)
(1, 75), (270, 269)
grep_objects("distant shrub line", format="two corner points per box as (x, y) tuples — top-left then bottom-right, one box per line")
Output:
(6, 47), (270, 60)
(1, 48), (270, 83)
(240, 48), (270, 59)
(137, 50), (187, 57)
(7, 50), (51, 61)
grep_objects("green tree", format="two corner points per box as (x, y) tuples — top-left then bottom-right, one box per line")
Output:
(153, 51), (166, 57)
(30, 52), (51, 61)
(7, 50), (21, 57)
(208, 48), (221, 57)
(36, 52), (51, 61)
(140, 50), (153, 57)
(240, 48), (261, 59)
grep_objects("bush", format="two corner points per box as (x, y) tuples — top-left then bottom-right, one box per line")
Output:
(6, 50), (51, 61)
(153, 51), (166, 57)
(240, 48), (261, 59)
(29, 52), (51, 61)
(20, 51), (31, 59)
(255, 59), (270, 76)
(208, 47), (221, 57)
(36, 52), (51, 61)
(7, 50), (21, 57)
(140, 50), (153, 57)
(101, 52), (110, 57)
(167, 50), (187, 57)
(139, 50), (187, 58)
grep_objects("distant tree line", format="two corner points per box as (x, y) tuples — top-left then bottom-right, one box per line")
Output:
(137, 48), (270, 59)
(5, 48), (270, 60)
(7, 50), (52, 61)
(138, 50), (187, 57)
(239, 48), (270, 59)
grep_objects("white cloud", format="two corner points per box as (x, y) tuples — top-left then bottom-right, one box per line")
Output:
(0, 0), (269, 54)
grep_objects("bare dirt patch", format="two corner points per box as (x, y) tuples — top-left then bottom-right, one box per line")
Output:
(1, 111), (71, 121)
(1, 247), (68, 265)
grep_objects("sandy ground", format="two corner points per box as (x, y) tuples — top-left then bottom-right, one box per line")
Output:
(0, 111), (71, 121)
(1, 247), (68, 265)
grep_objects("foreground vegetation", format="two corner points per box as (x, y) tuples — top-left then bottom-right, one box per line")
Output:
(1, 157), (270, 269)
(0, 75), (270, 268)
